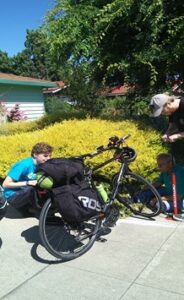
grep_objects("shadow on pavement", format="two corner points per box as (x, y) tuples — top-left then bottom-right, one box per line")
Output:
(21, 225), (41, 244)
(21, 225), (62, 265)
(131, 215), (157, 221)
(0, 237), (2, 248)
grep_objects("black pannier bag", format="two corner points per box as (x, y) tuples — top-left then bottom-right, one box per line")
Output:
(37, 157), (85, 187)
(52, 181), (102, 223)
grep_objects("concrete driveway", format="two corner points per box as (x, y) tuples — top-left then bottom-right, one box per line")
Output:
(1, 207), (184, 300)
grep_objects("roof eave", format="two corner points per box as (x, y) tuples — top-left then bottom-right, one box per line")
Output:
(0, 79), (57, 87)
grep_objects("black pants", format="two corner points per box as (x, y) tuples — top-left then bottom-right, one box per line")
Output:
(8, 187), (36, 209)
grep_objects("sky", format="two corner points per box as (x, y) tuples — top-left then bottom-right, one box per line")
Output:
(0, 0), (54, 57)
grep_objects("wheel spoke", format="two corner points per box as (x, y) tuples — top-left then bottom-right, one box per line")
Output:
(114, 172), (162, 218)
(39, 198), (101, 260)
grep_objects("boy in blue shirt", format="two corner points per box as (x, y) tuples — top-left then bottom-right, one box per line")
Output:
(3, 142), (53, 217)
(135, 153), (184, 213)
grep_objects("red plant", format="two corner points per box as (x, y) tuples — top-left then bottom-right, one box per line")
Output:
(7, 103), (27, 122)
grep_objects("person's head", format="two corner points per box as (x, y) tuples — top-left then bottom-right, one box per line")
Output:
(31, 142), (53, 164)
(156, 153), (174, 173)
(150, 94), (179, 117)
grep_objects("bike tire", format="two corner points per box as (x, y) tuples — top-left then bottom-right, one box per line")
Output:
(39, 198), (102, 261)
(113, 172), (162, 218)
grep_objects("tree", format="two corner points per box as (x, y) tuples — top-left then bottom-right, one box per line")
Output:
(0, 50), (13, 73)
(44, 0), (184, 92)
(12, 29), (61, 80)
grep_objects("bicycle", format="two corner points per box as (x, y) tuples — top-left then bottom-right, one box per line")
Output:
(39, 134), (162, 261)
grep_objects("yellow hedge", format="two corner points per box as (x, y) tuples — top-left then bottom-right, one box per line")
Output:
(0, 119), (167, 179)
(0, 120), (38, 136)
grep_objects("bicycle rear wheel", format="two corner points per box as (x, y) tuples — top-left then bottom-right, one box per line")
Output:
(39, 198), (102, 261)
(113, 172), (162, 218)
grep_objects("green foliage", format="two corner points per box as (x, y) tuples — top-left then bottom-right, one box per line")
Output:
(0, 50), (13, 73)
(36, 110), (87, 128)
(12, 29), (61, 80)
(43, 0), (184, 91)
(45, 0), (99, 64)
(64, 65), (106, 115)
(100, 95), (149, 118)
(44, 96), (73, 114)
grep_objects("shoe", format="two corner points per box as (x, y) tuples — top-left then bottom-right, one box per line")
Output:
(172, 214), (184, 222)
(103, 205), (120, 227)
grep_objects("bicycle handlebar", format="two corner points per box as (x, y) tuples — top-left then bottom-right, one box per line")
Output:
(108, 134), (131, 146)
(81, 134), (133, 159)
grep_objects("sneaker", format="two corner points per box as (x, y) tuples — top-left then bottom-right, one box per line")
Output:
(172, 214), (184, 222)
(103, 205), (120, 227)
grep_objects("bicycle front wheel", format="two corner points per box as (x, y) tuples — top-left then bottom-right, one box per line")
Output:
(113, 172), (162, 218)
(39, 198), (102, 261)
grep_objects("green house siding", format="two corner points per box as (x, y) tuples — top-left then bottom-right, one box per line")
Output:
(0, 84), (45, 120)
(0, 84), (43, 102)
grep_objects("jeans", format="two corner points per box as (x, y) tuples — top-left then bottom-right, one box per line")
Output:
(7, 187), (35, 209)
(134, 187), (169, 203)
(134, 186), (184, 213)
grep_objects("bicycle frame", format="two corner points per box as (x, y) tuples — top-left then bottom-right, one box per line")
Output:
(81, 137), (136, 207)
(91, 156), (128, 203)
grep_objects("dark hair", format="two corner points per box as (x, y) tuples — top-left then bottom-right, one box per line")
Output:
(157, 153), (173, 163)
(31, 142), (53, 157)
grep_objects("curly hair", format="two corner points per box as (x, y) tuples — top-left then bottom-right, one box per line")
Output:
(31, 142), (53, 157)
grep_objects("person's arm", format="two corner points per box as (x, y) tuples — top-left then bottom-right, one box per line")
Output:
(167, 132), (184, 142)
(160, 195), (173, 201)
(2, 176), (37, 188)
(162, 122), (179, 141)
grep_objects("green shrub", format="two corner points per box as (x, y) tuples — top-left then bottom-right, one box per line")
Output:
(44, 96), (73, 114)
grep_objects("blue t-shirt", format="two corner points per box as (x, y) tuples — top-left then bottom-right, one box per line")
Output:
(4, 157), (37, 199)
(157, 165), (184, 199)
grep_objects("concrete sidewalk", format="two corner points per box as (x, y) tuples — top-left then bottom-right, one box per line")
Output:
(1, 209), (184, 300)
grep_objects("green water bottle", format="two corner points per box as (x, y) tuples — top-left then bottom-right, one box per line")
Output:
(96, 184), (108, 202)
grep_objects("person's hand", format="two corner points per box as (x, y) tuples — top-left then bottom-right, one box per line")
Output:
(162, 134), (170, 142)
(27, 180), (37, 186)
(167, 133), (181, 143)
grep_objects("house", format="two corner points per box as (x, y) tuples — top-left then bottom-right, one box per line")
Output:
(43, 80), (71, 104)
(43, 81), (66, 95)
(105, 84), (134, 97)
(0, 72), (57, 121)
